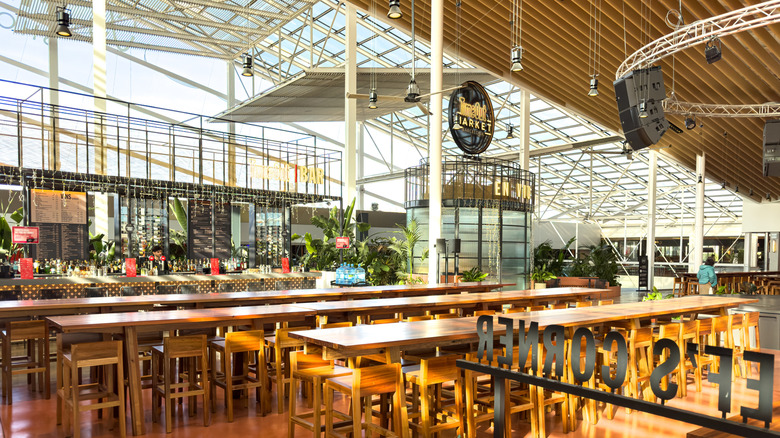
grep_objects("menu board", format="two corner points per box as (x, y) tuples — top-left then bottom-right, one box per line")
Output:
(213, 204), (231, 259)
(188, 201), (231, 260)
(31, 190), (87, 224)
(30, 189), (88, 261)
(188, 201), (213, 259)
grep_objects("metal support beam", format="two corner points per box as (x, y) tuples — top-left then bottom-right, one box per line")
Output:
(428, 0), (444, 284)
(691, 153), (706, 272)
(518, 89), (530, 170)
(647, 150), (657, 288)
(343, 3), (357, 207)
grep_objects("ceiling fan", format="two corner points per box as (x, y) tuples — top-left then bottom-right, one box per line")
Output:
(346, 0), (462, 116)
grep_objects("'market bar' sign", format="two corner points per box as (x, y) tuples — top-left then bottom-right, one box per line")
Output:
(448, 81), (494, 156)
(455, 316), (778, 438)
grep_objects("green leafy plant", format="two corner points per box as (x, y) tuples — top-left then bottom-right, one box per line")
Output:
(168, 198), (188, 260)
(389, 219), (428, 279)
(642, 286), (674, 301)
(0, 204), (24, 262)
(530, 263), (557, 282)
(740, 282), (758, 295)
(533, 237), (575, 277)
(299, 198), (372, 272)
(586, 242), (621, 286)
(460, 266), (488, 282)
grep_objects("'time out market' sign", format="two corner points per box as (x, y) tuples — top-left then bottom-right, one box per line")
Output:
(455, 316), (778, 438)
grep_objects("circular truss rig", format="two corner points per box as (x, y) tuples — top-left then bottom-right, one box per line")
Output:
(615, 0), (780, 118)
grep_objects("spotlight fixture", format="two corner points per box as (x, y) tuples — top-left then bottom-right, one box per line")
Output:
(685, 116), (696, 130)
(387, 0), (402, 19)
(638, 100), (648, 118)
(767, 193), (772, 201)
(721, 181), (726, 189)
(55, 6), (72, 38)
(404, 78), (420, 102)
(588, 78), (599, 97)
(705, 38), (722, 64)
(735, 185), (739, 193)
(241, 53), (253, 77)
(510, 45), (523, 72)
(698, 175), (703, 184)
(506, 125), (514, 139)
(452, 114), (462, 130)
(750, 189), (754, 197)
(368, 89), (378, 109)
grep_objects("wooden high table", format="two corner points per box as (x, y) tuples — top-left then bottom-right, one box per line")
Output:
(1, 282), (511, 319)
(47, 304), (316, 436)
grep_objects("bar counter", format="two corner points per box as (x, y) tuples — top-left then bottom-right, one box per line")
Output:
(0, 272), (320, 299)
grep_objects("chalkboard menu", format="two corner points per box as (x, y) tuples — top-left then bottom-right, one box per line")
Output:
(638, 255), (649, 291)
(30, 190), (88, 261)
(188, 201), (213, 259)
(213, 204), (231, 259)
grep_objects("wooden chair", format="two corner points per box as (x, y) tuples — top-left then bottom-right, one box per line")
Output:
(265, 327), (310, 414)
(550, 303), (569, 309)
(598, 299), (614, 306)
(324, 363), (407, 438)
(575, 301), (593, 308)
(1, 320), (50, 405)
(743, 312), (761, 377)
(371, 318), (402, 325)
(209, 330), (268, 422)
(657, 323), (683, 397)
(434, 313), (460, 319)
(694, 317), (715, 393)
(503, 307), (526, 314)
(151, 335), (210, 433)
(678, 320), (698, 397)
(288, 351), (352, 438)
(599, 327), (654, 419)
(405, 315), (433, 322)
(322, 322), (353, 329)
(60, 340), (126, 438)
(710, 315), (732, 375)
(672, 277), (684, 297)
(527, 305), (546, 312)
(730, 313), (747, 378)
(472, 309), (495, 317)
(403, 355), (464, 438)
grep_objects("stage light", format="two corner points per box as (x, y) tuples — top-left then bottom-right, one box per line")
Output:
(368, 89), (378, 109)
(705, 38), (722, 64)
(685, 116), (696, 130)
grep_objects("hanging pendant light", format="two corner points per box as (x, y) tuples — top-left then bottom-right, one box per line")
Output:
(368, 89), (378, 109)
(241, 53), (253, 77)
(452, 113), (462, 130)
(55, 7), (72, 38)
(404, 78), (420, 102)
(588, 78), (599, 97)
(387, 0), (402, 19)
(506, 125), (515, 139)
(510, 46), (523, 72)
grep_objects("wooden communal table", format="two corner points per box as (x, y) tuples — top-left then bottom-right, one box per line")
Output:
(0, 282), (511, 319)
(290, 296), (757, 362)
(299, 287), (609, 324)
(47, 304), (316, 436)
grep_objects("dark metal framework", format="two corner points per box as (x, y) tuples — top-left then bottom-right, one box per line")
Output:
(456, 360), (779, 438)
(405, 156), (535, 212)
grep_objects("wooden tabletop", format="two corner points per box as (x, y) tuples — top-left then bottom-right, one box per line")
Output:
(290, 296), (757, 354)
(0, 282), (511, 315)
(297, 288), (607, 315)
(46, 304), (315, 333)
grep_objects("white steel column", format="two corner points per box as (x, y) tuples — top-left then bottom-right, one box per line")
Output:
(48, 32), (59, 170)
(427, 0), (444, 284)
(690, 153), (706, 272)
(357, 122), (365, 210)
(343, 4), (357, 208)
(646, 150), (657, 288)
(518, 89), (530, 170)
(93, 0), (109, 240)
(227, 62), (237, 186)
(744, 232), (753, 271)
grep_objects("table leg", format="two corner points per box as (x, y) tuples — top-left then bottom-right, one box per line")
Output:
(383, 347), (410, 438)
(124, 326), (146, 436)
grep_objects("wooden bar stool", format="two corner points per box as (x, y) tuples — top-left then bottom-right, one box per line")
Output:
(288, 351), (352, 438)
(1, 320), (50, 404)
(575, 301), (593, 308)
(405, 315), (433, 322)
(402, 355), (464, 438)
(60, 340), (126, 438)
(730, 313), (747, 378)
(265, 326), (310, 414)
(710, 315), (732, 374)
(471, 309), (495, 316)
(679, 320), (698, 397)
(550, 303), (569, 309)
(151, 334), (210, 433)
(324, 363), (407, 438)
(209, 330), (268, 422)
(657, 323), (683, 397)
(672, 277), (683, 297)
(434, 313), (460, 320)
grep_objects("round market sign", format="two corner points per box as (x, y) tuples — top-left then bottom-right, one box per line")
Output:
(448, 81), (495, 155)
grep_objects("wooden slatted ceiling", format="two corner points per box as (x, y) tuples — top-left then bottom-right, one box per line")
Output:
(347, 0), (780, 202)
